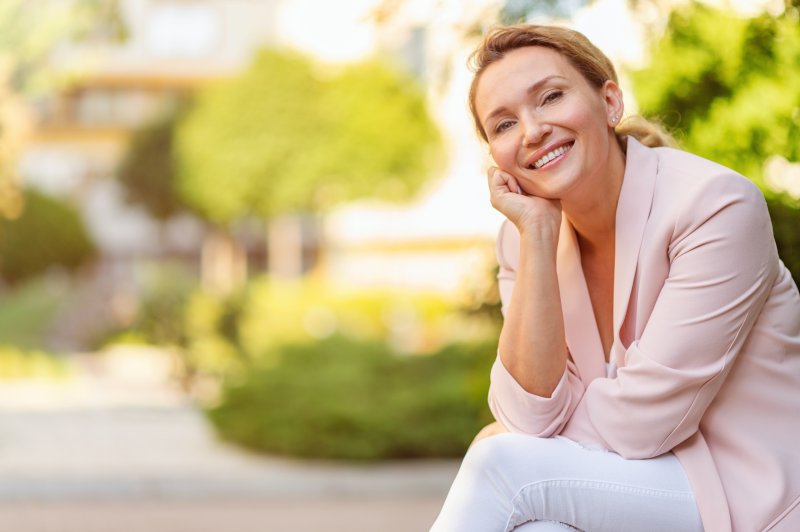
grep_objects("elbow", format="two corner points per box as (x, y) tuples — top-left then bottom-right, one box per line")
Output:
(487, 391), (566, 438)
(487, 356), (580, 437)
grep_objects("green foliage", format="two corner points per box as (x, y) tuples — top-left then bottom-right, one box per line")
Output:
(236, 276), (468, 359)
(175, 49), (442, 224)
(182, 289), (248, 378)
(305, 60), (442, 209)
(632, 3), (800, 183)
(0, 0), (126, 90)
(129, 262), (199, 347)
(117, 109), (188, 220)
(632, 4), (742, 134)
(0, 189), (96, 284)
(0, 0), (126, 218)
(0, 344), (71, 380)
(767, 194), (800, 284)
(206, 336), (495, 460)
(101, 265), (244, 382)
(158, 275), (489, 383)
(0, 277), (69, 348)
(110, 272), (501, 458)
(108, 273), (500, 460)
(175, 50), (319, 222)
(632, 2), (800, 285)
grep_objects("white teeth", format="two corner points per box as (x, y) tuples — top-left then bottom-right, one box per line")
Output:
(533, 143), (572, 169)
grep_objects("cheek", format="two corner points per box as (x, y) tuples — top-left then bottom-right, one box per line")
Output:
(489, 142), (513, 167)
(561, 105), (596, 130)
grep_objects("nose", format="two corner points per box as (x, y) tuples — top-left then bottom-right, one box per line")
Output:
(521, 115), (551, 146)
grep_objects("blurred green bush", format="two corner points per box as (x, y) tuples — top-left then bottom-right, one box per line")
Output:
(182, 288), (247, 380)
(0, 344), (71, 379)
(109, 268), (502, 459)
(0, 188), (95, 285)
(128, 274), (500, 385)
(237, 276), (493, 357)
(766, 193), (800, 286)
(130, 262), (198, 347)
(0, 276), (69, 348)
(206, 335), (496, 460)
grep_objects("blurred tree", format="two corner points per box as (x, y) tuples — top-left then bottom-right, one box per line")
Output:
(632, 1), (800, 183)
(0, 189), (96, 285)
(631, 1), (800, 284)
(117, 108), (188, 221)
(175, 49), (442, 221)
(174, 49), (442, 288)
(0, 0), (125, 219)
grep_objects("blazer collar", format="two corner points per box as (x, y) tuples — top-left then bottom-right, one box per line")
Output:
(612, 137), (657, 360)
(557, 219), (607, 383)
(557, 137), (658, 382)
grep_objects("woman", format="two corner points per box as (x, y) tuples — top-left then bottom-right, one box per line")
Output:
(431, 25), (800, 532)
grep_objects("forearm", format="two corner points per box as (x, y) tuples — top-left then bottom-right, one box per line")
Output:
(498, 230), (567, 397)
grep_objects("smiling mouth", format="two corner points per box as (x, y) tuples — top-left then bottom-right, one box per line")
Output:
(528, 141), (574, 170)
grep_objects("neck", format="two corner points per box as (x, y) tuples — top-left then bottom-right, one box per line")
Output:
(562, 135), (626, 251)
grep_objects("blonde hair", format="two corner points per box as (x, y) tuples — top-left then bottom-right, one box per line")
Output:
(468, 24), (676, 148)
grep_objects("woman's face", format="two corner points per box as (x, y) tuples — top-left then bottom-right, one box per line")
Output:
(474, 46), (622, 199)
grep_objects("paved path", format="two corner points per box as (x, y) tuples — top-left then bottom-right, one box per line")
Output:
(0, 347), (459, 531)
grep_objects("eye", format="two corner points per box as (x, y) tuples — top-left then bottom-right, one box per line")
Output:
(543, 90), (563, 104)
(494, 119), (515, 134)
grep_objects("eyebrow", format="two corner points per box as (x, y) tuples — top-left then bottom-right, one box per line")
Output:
(482, 74), (568, 126)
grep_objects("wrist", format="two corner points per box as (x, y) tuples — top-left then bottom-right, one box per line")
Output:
(518, 223), (560, 249)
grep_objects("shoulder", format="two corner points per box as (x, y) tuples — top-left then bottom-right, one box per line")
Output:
(647, 146), (775, 260)
(651, 146), (764, 207)
(647, 146), (769, 231)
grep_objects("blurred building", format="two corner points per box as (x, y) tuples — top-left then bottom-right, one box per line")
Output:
(17, 0), (282, 347)
(21, 0), (281, 260)
(18, 0), (510, 306)
(23, 0), (722, 306)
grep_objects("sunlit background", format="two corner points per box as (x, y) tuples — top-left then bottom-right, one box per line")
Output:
(0, 0), (797, 530)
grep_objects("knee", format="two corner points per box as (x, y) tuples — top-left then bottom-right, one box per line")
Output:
(456, 432), (549, 501)
(462, 429), (532, 475)
(463, 431), (562, 480)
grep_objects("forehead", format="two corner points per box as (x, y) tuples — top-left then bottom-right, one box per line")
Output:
(475, 46), (582, 117)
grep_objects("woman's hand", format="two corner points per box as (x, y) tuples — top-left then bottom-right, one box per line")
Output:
(488, 166), (562, 244)
(489, 166), (568, 398)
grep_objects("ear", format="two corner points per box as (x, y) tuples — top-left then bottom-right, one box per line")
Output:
(602, 80), (624, 127)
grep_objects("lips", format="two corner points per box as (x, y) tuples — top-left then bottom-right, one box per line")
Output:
(526, 141), (574, 170)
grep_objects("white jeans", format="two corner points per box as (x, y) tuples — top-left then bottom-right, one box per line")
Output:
(430, 434), (704, 532)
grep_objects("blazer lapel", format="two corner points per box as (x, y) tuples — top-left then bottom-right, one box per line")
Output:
(557, 217), (607, 384)
(612, 137), (658, 366)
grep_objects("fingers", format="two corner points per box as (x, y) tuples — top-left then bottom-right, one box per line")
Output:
(487, 167), (523, 195)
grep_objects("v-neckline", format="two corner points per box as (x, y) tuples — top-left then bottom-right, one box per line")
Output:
(554, 137), (659, 382)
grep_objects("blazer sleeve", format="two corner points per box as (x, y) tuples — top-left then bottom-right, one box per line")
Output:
(567, 173), (779, 459)
(488, 220), (585, 436)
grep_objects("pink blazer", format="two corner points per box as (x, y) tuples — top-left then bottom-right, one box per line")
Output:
(488, 137), (800, 532)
